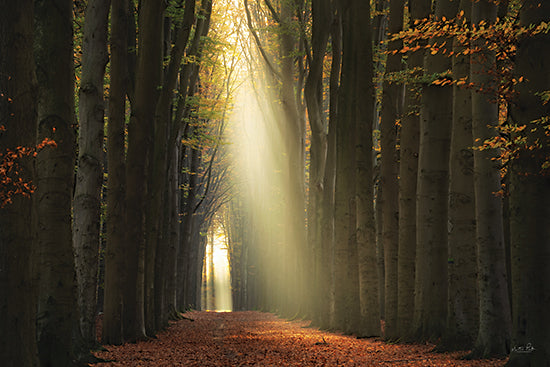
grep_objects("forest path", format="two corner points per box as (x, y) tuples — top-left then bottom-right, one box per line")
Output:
(93, 311), (506, 366)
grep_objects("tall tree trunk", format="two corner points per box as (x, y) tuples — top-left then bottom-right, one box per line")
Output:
(124, 0), (165, 341)
(397, 0), (430, 339)
(34, 0), (81, 363)
(144, 0), (198, 336)
(506, 1), (550, 365)
(280, 0), (306, 318)
(379, 0), (404, 340)
(332, 0), (361, 334)
(355, 0), (380, 338)
(103, 0), (128, 345)
(413, 0), (458, 342)
(0, 2), (39, 364)
(442, 0), (478, 351)
(469, 0), (511, 358)
(316, 5), (340, 328)
(73, 0), (110, 346)
(304, 0), (330, 324)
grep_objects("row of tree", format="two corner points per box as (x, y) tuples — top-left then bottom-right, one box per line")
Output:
(223, 0), (549, 366)
(1, 0), (237, 365)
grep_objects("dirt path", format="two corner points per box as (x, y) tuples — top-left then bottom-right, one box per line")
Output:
(93, 311), (507, 366)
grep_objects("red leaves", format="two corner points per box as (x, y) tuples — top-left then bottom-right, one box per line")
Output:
(93, 312), (507, 366)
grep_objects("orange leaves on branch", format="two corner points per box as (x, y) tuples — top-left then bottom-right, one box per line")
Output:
(0, 137), (57, 207)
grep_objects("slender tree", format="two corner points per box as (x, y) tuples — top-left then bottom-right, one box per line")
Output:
(103, 0), (129, 345)
(396, 0), (430, 339)
(355, 0), (380, 337)
(123, 0), (166, 341)
(379, 0), (404, 340)
(144, 0), (196, 334)
(73, 0), (110, 346)
(304, 0), (330, 324)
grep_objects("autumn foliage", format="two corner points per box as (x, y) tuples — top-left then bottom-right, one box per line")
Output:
(0, 131), (56, 207)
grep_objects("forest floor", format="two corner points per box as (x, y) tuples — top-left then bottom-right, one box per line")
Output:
(92, 311), (507, 366)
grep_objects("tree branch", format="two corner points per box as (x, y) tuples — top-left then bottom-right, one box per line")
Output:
(244, 0), (281, 79)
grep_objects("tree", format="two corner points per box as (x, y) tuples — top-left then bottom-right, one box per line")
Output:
(507, 1), (550, 365)
(413, 0), (458, 341)
(144, 0), (196, 334)
(103, 0), (129, 345)
(332, 0), (362, 334)
(443, 0), (478, 351)
(304, 0), (330, 325)
(123, 0), (166, 341)
(355, 0), (380, 337)
(313, 0), (340, 328)
(176, 0), (214, 312)
(0, 1), (39, 365)
(396, 0), (430, 339)
(73, 0), (110, 346)
(469, 0), (512, 358)
(379, 0), (404, 340)
(34, 0), (81, 363)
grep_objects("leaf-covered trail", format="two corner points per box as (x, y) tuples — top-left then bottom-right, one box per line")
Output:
(93, 311), (506, 366)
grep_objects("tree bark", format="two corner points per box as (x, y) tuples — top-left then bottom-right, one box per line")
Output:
(355, 0), (380, 338)
(103, 0), (128, 345)
(396, 0), (430, 339)
(0, 2), (39, 364)
(506, 1), (550, 365)
(34, 0), (81, 363)
(304, 0), (330, 325)
(442, 0), (478, 351)
(124, 0), (165, 341)
(379, 0), (404, 340)
(332, 0), (361, 334)
(413, 0), (458, 342)
(73, 0), (110, 346)
(469, 0), (512, 358)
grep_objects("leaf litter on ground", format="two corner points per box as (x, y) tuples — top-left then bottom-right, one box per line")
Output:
(92, 311), (507, 366)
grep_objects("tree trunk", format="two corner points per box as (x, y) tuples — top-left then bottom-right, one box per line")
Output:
(124, 0), (165, 341)
(0, 2), (39, 364)
(103, 0), (128, 345)
(506, 1), (550, 365)
(315, 5), (340, 328)
(144, 0), (200, 334)
(469, 0), (512, 358)
(355, 0), (380, 338)
(332, 0), (361, 334)
(397, 0), (431, 339)
(413, 0), (458, 342)
(379, 0), (404, 340)
(73, 0), (110, 346)
(280, 0), (306, 318)
(442, 0), (478, 351)
(34, 0), (81, 363)
(304, 0), (330, 324)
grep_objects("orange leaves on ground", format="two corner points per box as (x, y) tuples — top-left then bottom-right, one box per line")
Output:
(92, 312), (507, 367)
